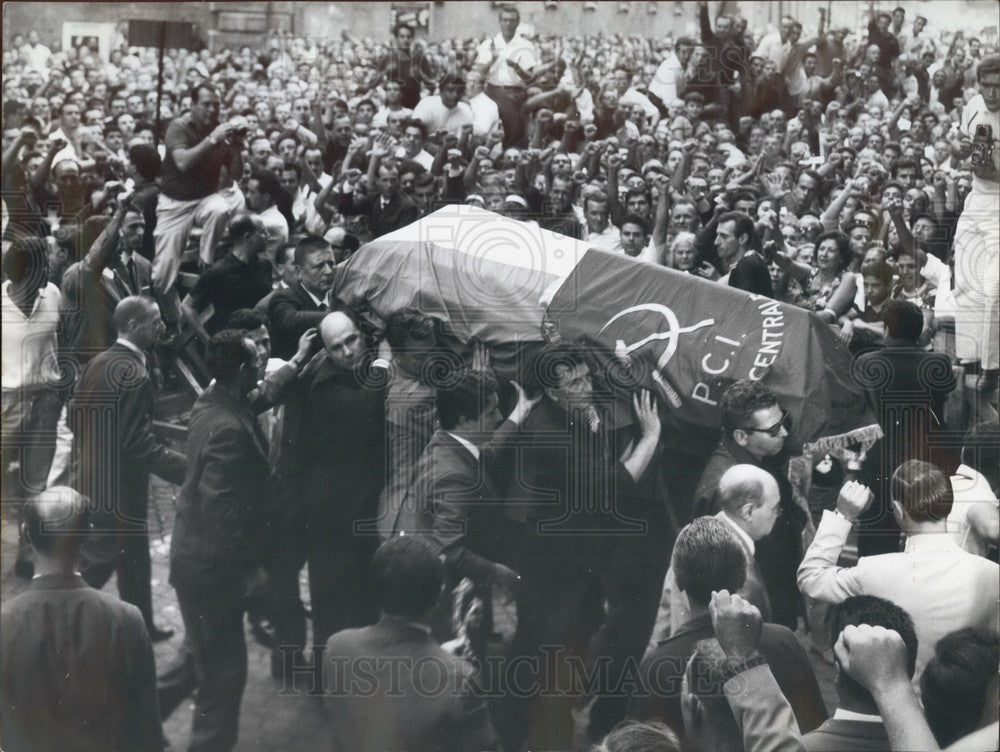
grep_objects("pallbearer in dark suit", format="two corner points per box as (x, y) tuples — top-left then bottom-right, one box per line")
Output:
(394, 370), (538, 628)
(72, 296), (187, 642)
(1, 486), (162, 752)
(169, 331), (271, 752)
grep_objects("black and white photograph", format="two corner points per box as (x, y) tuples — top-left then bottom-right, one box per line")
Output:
(1, 1), (998, 750)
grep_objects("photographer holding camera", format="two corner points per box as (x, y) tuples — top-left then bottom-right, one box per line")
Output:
(953, 54), (1000, 394)
(153, 83), (246, 329)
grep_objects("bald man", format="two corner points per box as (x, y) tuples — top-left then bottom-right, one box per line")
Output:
(646, 464), (780, 651)
(73, 296), (187, 641)
(1, 487), (162, 752)
(293, 312), (387, 671)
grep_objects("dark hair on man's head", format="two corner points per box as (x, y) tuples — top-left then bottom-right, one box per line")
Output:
(921, 628), (1000, 747)
(436, 369), (499, 431)
(684, 91), (705, 105)
(3, 236), (49, 285)
(226, 308), (269, 333)
(891, 158), (919, 176)
(371, 536), (445, 618)
(402, 117), (428, 140)
(620, 213), (650, 235)
(592, 719), (681, 752)
(976, 54), (1000, 82)
(205, 329), (255, 384)
(673, 517), (747, 607)
(861, 259), (894, 286)
(251, 167), (283, 206)
(962, 421), (1000, 490)
(127, 143), (161, 180)
(280, 161), (301, 179)
(525, 340), (591, 396)
(189, 81), (217, 105)
(883, 299), (924, 341)
(383, 308), (441, 350)
(891, 459), (954, 522)
(717, 211), (755, 244)
(720, 379), (778, 433)
(23, 486), (91, 558)
(438, 72), (465, 92)
(293, 234), (333, 267)
(827, 595), (919, 708)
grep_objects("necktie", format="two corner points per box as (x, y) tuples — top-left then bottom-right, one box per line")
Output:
(127, 259), (139, 295)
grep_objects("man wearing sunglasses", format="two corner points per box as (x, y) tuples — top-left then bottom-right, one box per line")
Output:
(692, 379), (807, 631)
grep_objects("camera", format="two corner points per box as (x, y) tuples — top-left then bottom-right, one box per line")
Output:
(970, 124), (994, 167)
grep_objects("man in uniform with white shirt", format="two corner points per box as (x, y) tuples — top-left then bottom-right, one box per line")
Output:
(465, 70), (500, 138)
(475, 6), (538, 148)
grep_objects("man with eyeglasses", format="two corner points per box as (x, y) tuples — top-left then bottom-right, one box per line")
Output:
(692, 379), (808, 631)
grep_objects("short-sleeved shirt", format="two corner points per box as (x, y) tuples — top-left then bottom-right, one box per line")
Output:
(188, 253), (272, 335)
(475, 33), (538, 88)
(961, 94), (1000, 196)
(2, 281), (62, 391)
(412, 96), (475, 135)
(161, 113), (230, 201)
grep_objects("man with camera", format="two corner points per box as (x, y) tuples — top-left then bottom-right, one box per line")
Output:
(953, 55), (1000, 392)
(153, 83), (245, 328)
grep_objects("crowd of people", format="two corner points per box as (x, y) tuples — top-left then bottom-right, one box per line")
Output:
(2, 2), (999, 751)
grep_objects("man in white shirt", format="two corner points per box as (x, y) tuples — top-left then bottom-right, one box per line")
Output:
(798, 468), (999, 685)
(397, 118), (434, 172)
(583, 194), (621, 252)
(475, 6), (538, 148)
(648, 37), (695, 111)
(246, 168), (289, 258)
(465, 70), (500, 138)
(20, 31), (52, 73)
(1, 237), (64, 578)
(412, 73), (474, 136)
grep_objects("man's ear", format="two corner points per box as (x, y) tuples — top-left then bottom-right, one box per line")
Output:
(732, 428), (748, 447)
(891, 498), (905, 522)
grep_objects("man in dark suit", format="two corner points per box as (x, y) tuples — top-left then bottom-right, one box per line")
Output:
(802, 595), (917, 751)
(169, 331), (271, 752)
(394, 369), (537, 601)
(336, 135), (420, 239)
(60, 201), (153, 364)
(300, 311), (386, 666)
(323, 535), (499, 752)
(1, 486), (162, 752)
(693, 379), (807, 631)
(630, 515), (827, 743)
(267, 235), (336, 359)
(72, 296), (187, 642)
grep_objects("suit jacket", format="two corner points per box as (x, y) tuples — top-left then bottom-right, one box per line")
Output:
(645, 511), (772, 652)
(694, 437), (806, 629)
(337, 189), (420, 239)
(802, 716), (890, 752)
(267, 282), (333, 360)
(0, 573), (161, 752)
(61, 251), (153, 360)
(394, 424), (520, 584)
(69, 343), (186, 530)
(724, 664), (806, 752)
(798, 510), (1000, 683)
(303, 354), (386, 535)
(324, 616), (498, 752)
(631, 612), (827, 740)
(170, 383), (273, 595)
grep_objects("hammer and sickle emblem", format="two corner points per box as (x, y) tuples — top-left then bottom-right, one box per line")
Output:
(600, 304), (715, 370)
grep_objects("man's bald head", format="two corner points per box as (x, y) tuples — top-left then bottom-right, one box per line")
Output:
(23, 486), (91, 558)
(320, 311), (363, 371)
(718, 464), (782, 540)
